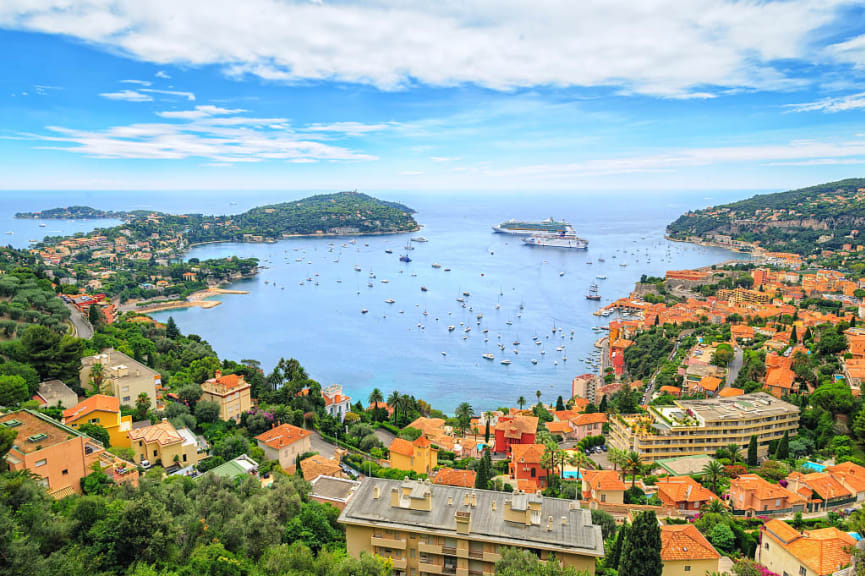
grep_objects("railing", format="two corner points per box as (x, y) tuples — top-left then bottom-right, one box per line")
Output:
(371, 536), (407, 550)
(442, 547), (457, 556)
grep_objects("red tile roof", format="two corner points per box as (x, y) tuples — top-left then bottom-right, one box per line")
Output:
(510, 443), (545, 465)
(63, 394), (120, 421)
(433, 467), (476, 488)
(655, 475), (718, 504)
(763, 519), (856, 575)
(661, 524), (720, 561)
(254, 424), (311, 450)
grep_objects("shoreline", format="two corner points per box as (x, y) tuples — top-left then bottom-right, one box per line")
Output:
(125, 287), (250, 315)
(186, 226), (421, 249)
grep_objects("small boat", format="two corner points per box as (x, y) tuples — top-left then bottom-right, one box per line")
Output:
(483, 353), (495, 360)
(463, 291), (470, 297)
(38, 223), (46, 227)
(361, 309), (368, 314)
(559, 272), (565, 277)
(596, 275), (607, 279)
(381, 279), (389, 284)
(444, 268), (451, 272)
(456, 297), (465, 303)
(500, 359), (512, 365)
(421, 286), (428, 292)
(385, 299), (395, 304)
(411, 236), (429, 243)
(586, 293), (601, 301)
(441, 351), (447, 356)
(464, 327), (471, 333)
(385, 249), (393, 254)
(432, 263), (442, 269)
(367, 282), (374, 287)
(354, 265), (362, 272)
(448, 325), (455, 332)
(598, 258), (605, 262)
(513, 340), (520, 346)
(531, 359), (538, 364)
(400, 254), (412, 262)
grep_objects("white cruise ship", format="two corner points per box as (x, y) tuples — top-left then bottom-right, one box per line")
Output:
(492, 217), (575, 235)
(522, 231), (588, 249)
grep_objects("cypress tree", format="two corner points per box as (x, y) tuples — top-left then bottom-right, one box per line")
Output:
(790, 325), (798, 344)
(618, 511), (662, 576)
(475, 449), (492, 490)
(88, 303), (101, 326)
(599, 395), (608, 413)
(484, 419), (490, 444)
(166, 316), (180, 340)
(555, 395), (565, 411)
(608, 522), (627, 570)
(775, 430), (789, 460)
(747, 435), (758, 467)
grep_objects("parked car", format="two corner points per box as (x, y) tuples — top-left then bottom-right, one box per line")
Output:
(601, 445), (608, 452)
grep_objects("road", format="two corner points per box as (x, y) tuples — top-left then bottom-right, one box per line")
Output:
(65, 302), (93, 339)
(644, 329), (693, 404)
(726, 346), (744, 386)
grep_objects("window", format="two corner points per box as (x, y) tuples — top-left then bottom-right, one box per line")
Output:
(684, 567), (691, 572)
(122, 396), (131, 403)
(183, 454), (187, 462)
(799, 568), (807, 576)
(35, 459), (47, 467)
(410, 549), (416, 559)
(531, 468), (536, 478)
(62, 469), (68, 475)
(601, 494), (606, 502)
(153, 449), (158, 457)
(765, 543), (770, 550)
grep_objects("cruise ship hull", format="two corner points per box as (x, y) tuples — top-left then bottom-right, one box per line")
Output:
(522, 235), (588, 249)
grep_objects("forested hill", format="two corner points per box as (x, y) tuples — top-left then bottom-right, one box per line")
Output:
(667, 178), (865, 255)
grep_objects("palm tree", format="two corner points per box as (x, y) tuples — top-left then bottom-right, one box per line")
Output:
(607, 446), (625, 475)
(568, 451), (590, 492)
(540, 446), (556, 488)
(702, 460), (724, 495)
(701, 499), (728, 515)
(387, 390), (403, 421)
(368, 387), (383, 406)
(455, 402), (474, 437)
(90, 363), (104, 394)
(536, 389), (542, 403)
(623, 450), (644, 488)
(517, 396), (527, 410)
(726, 443), (743, 464)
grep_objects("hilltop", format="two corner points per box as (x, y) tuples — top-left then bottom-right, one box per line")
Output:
(667, 178), (865, 256)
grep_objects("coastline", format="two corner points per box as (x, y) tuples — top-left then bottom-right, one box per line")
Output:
(124, 287), (250, 314)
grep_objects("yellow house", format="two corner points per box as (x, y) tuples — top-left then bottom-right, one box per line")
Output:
(62, 394), (132, 449)
(199, 371), (251, 422)
(580, 469), (626, 505)
(758, 519), (855, 576)
(660, 524), (720, 576)
(388, 436), (438, 475)
(127, 419), (202, 469)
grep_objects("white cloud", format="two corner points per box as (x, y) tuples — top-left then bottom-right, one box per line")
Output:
(140, 88), (195, 101)
(99, 89), (153, 102)
(26, 110), (377, 163)
(157, 105), (247, 119)
(303, 122), (396, 135)
(155, 70), (171, 79)
(120, 79), (151, 86)
(786, 91), (865, 113)
(0, 0), (853, 97)
(399, 170), (423, 176)
(429, 156), (461, 162)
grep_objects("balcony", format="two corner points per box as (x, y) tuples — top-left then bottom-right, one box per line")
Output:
(391, 558), (407, 570)
(371, 536), (407, 550)
(442, 547), (457, 557)
(419, 562), (443, 575)
(419, 542), (443, 555)
(482, 552), (501, 563)
(456, 548), (469, 559)
(456, 569), (469, 576)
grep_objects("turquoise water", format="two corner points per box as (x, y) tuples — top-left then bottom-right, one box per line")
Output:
(0, 190), (751, 412)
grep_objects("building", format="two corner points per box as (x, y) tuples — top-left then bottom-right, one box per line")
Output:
(660, 524), (720, 576)
(758, 519), (855, 576)
(32, 380), (78, 409)
(433, 468), (477, 488)
(204, 454), (259, 482)
(654, 476), (718, 513)
(729, 474), (805, 517)
(580, 469), (626, 505)
(608, 393), (799, 462)
(509, 443), (550, 491)
(339, 478), (605, 576)
(128, 419), (203, 470)
(826, 462), (865, 502)
(322, 384), (352, 422)
(572, 374), (598, 403)
(1, 409), (137, 498)
(62, 394), (133, 448)
(388, 436), (438, 476)
(80, 348), (159, 409)
(254, 423), (312, 471)
(301, 453), (344, 482)
(785, 471), (857, 513)
(570, 413), (607, 441)
(199, 371), (251, 422)
(493, 415), (538, 455)
(310, 475), (361, 511)
(717, 286), (771, 306)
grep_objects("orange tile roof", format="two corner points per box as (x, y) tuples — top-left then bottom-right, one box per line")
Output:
(63, 394), (120, 421)
(389, 437), (415, 457)
(552, 409), (582, 422)
(406, 417), (445, 436)
(510, 443), (545, 465)
(699, 376), (722, 392)
(827, 461), (865, 493)
(571, 413), (607, 427)
(659, 386), (682, 396)
(731, 474), (804, 504)
(300, 454), (342, 482)
(128, 420), (183, 446)
(545, 421), (572, 434)
(433, 467), (476, 488)
(202, 373), (249, 396)
(582, 469), (626, 492)
(655, 475), (719, 504)
(660, 524), (720, 561)
(254, 423), (311, 450)
(413, 436), (432, 448)
(571, 398), (590, 410)
(763, 519), (856, 575)
(718, 387), (744, 398)
(798, 472), (854, 501)
(495, 415), (539, 439)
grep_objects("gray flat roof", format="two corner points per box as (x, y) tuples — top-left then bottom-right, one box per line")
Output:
(339, 478), (604, 556)
(678, 392), (798, 422)
(312, 475), (361, 502)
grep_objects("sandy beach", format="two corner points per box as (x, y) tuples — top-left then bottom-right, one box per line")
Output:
(127, 287), (249, 314)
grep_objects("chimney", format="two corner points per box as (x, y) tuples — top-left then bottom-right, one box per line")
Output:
(491, 500), (496, 511)
(448, 496), (453, 506)
(561, 516), (567, 526)
(471, 492), (477, 507)
(373, 486), (381, 499)
(464, 493), (470, 506)
(547, 516), (553, 531)
(215, 369), (222, 379)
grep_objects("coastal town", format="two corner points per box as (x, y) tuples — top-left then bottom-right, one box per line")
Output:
(6, 183), (865, 575)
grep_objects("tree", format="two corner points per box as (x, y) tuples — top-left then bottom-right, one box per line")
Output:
(789, 325), (798, 344)
(590, 509), (616, 541)
(195, 400), (221, 423)
(774, 430), (790, 460)
(568, 451), (590, 495)
(475, 449), (492, 490)
(555, 395), (565, 411)
(623, 450), (644, 488)
(702, 460), (724, 494)
(484, 418), (490, 444)
(811, 381), (856, 415)
(0, 374), (28, 406)
(134, 393), (151, 421)
(165, 316), (180, 340)
(608, 522), (627, 569)
(90, 362), (105, 394)
(599, 395), (608, 413)
(368, 387), (383, 406)
(711, 343), (734, 367)
(709, 523), (736, 552)
(454, 402), (474, 437)
(79, 423), (111, 447)
(0, 426), (17, 471)
(747, 435), (758, 467)
(535, 390), (542, 403)
(618, 511), (662, 576)
(177, 383), (202, 408)
(88, 303), (102, 327)
(517, 396), (526, 410)
(494, 547), (589, 576)
(726, 443), (743, 464)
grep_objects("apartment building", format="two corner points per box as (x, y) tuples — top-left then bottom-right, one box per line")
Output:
(80, 348), (159, 409)
(199, 371), (251, 422)
(1, 409), (137, 498)
(339, 478), (605, 576)
(608, 393), (799, 462)
(62, 394), (133, 449)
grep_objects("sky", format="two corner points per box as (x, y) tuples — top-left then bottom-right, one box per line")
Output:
(2, 1), (865, 192)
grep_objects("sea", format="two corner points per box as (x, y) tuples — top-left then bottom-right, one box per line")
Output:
(0, 189), (757, 413)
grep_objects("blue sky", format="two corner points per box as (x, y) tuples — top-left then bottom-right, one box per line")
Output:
(3, 1), (865, 192)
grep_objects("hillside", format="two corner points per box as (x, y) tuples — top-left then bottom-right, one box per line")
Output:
(667, 178), (865, 255)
